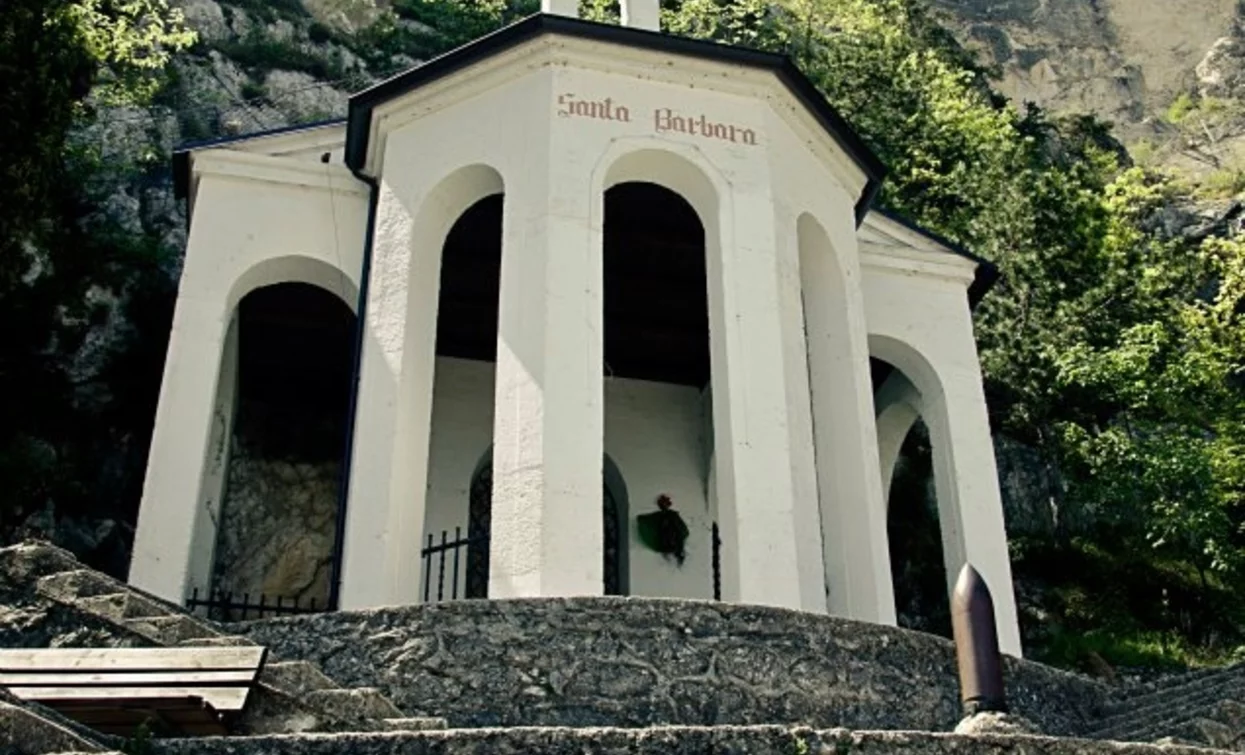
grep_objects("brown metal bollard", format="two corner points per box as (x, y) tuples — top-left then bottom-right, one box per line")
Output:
(951, 563), (1008, 716)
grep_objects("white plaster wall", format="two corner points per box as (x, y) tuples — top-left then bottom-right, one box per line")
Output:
(765, 106), (896, 624)
(861, 261), (1022, 657)
(604, 376), (712, 600)
(421, 357), (712, 600)
(130, 151), (368, 603)
(423, 357), (497, 600)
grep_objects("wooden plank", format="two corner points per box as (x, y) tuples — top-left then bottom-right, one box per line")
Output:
(0, 647), (265, 672)
(0, 670), (256, 686)
(11, 686), (250, 711)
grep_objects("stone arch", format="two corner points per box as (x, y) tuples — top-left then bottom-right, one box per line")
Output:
(598, 145), (722, 234)
(596, 144), (725, 596)
(465, 447), (631, 598)
(868, 334), (954, 637)
(226, 255), (358, 318)
(206, 279), (357, 616)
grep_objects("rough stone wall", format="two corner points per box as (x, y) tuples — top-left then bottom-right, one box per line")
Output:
(237, 598), (1108, 734)
(150, 727), (1239, 755)
(209, 438), (340, 610)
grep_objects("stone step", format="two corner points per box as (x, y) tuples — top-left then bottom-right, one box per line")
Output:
(260, 660), (340, 694)
(177, 635), (263, 648)
(1187, 717), (1241, 750)
(0, 541), (83, 585)
(74, 591), (171, 622)
(381, 717), (449, 731)
(0, 700), (109, 755)
(1086, 677), (1245, 739)
(147, 726), (1244, 755)
(1090, 687), (1245, 741)
(35, 569), (129, 602)
(1100, 666), (1245, 717)
(121, 614), (222, 645)
(302, 688), (406, 723)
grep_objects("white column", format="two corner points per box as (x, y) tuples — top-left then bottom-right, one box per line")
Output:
(774, 208), (829, 613)
(799, 210), (896, 625)
(129, 290), (231, 603)
(339, 180), (435, 610)
(707, 186), (806, 610)
(489, 165), (605, 597)
(925, 337), (1023, 657)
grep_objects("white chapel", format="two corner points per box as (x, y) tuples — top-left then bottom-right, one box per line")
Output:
(128, 0), (1023, 656)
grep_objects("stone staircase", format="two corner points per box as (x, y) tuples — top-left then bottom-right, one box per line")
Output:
(7, 540), (1245, 755)
(1082, 664), (1245, 749)
(1, 541), (444, 754)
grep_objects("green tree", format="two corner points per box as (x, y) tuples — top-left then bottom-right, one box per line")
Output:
(0, 0), (193, 543)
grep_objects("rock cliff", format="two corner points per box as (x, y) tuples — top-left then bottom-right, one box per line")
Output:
(931, 0), (1245, 136)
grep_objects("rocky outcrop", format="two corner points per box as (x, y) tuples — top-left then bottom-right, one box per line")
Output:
(210, 445), (340, 609)
(931, 0), (1243, 138)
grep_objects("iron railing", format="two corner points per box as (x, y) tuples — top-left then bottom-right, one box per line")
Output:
(421, 524), (725, 603)
(186, 588), (325, 622)
(421, 527), (488, 603)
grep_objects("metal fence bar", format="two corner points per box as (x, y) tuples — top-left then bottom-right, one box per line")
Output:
(712, 522), (722, 601)
(436, 530), (448, 602)
(451, 526), (463, 601)
(185, 588), (327, 621)
(423, 532), (435, 603)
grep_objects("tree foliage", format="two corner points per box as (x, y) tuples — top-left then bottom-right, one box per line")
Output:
(0, 0), (193, 551)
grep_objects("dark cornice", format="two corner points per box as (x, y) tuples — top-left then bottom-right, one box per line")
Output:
(172, 118), (347, 199)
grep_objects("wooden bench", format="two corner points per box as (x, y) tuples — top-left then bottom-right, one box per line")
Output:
(0, 646), (267, 736)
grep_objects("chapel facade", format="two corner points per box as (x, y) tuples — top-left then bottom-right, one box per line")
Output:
(128, 0), (1023, 656)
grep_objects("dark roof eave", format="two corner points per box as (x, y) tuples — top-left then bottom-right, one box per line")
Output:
(171, 118), (348, 199)
(870, 207), (1000, 309)
(344, 14), (886, 224)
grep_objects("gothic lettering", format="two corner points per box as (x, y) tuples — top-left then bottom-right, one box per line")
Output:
(653, 107), (758, 146)
(557, 93), (632, 122)
(556, 95), (760, 146)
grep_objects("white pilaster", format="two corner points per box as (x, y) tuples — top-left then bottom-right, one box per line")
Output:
(620, 0), (660, 30)
(708, 184), (805, 610)
(489, 159), (605, 598)
(339, 179), (431, 609)
(541, 0), (578, 17)
(798, 210), (896, 625)
(774, 208), (829, 613)
(924, 342), (1022, 657)
(129, 289), (231, 603)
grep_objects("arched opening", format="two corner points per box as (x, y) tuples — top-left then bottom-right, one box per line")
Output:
(872, 357), (950, 638)
(420, 187), (505, 598)
(602, 181), (714, 599)
(464, 449), (630, 598)
(208, 282), (355, 616)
